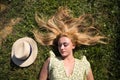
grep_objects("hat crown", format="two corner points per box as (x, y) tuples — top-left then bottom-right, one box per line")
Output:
(14, 41), (31, 60)
(11, 37), (38, 67)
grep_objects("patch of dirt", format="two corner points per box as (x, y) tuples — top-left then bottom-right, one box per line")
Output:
(0, 2), (22, 45)
(0, 2), (10, 29)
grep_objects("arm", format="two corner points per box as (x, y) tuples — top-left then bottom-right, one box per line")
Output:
(86, 68), (94, 80)
(39, 58), (50, 80)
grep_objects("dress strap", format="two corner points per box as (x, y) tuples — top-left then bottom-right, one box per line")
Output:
(49, 50), (56, 57)
(48, 50), (55, 75)
(82, 56), (91, 75)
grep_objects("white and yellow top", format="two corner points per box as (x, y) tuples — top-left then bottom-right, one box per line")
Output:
(48, 51), (91, 80)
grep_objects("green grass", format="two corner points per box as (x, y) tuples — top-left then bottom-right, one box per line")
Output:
(0, 0), (119, 80)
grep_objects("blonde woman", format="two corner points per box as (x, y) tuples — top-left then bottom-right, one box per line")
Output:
(33, 7), (106, 80)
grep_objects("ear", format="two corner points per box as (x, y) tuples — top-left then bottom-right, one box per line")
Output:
(72, 44), (76, 49)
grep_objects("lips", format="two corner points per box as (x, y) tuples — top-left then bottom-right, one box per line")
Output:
(60, 50), (66, 54)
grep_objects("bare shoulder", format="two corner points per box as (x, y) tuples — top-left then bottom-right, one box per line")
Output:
(44, 57), (50, 65)
(39, 57), (50, 80)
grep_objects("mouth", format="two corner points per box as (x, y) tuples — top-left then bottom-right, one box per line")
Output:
(60, 50), (66, 54)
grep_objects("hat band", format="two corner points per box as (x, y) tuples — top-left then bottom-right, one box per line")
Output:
(21, 44), (32, 61)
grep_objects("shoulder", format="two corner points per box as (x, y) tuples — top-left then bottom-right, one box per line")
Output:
(75, 55), (90, 67)
(82, 56), (89, 62)
(42, 57), (50, 67)
(44, 57), (50, 63)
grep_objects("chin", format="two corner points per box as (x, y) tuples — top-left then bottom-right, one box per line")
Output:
(61, 53), (68, 57)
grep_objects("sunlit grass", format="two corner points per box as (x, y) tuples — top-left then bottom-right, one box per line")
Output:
(0, 0), (119, 80)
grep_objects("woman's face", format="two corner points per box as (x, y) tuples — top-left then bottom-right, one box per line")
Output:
(58, 36), (75, 57)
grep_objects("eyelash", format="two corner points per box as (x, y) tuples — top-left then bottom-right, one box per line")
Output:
(64, 43), (68, 47)
(58, 43), (69, 47)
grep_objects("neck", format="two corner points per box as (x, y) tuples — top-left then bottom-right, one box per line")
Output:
(62, 53), (75, 62)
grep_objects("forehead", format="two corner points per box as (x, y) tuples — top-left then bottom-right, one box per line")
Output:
(58, 37), (71, 43)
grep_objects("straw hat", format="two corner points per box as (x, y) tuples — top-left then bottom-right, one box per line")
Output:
(11, 37), (38, 67)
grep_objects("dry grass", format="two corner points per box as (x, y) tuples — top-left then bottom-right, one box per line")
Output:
(0, 17), (22, 45)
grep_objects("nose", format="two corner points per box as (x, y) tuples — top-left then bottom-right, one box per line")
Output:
(60, 44), (64, 49)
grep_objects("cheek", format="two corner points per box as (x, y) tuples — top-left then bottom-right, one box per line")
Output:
(58, 47), (62, 52)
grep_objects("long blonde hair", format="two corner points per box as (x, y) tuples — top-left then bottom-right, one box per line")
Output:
(33, 7), (106, 46)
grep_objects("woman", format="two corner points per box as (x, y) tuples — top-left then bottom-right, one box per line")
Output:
(33, 7), (106, 80)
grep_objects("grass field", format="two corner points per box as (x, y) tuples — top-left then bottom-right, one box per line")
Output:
(0, 0), (119, 80)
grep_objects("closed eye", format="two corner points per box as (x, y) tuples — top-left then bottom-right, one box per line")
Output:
(58, 42), (69, 47)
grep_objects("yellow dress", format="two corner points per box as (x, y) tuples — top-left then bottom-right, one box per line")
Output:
(49, 51), (90, 80)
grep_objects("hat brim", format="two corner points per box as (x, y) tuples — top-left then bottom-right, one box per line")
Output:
(11, 37), (38, 67)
